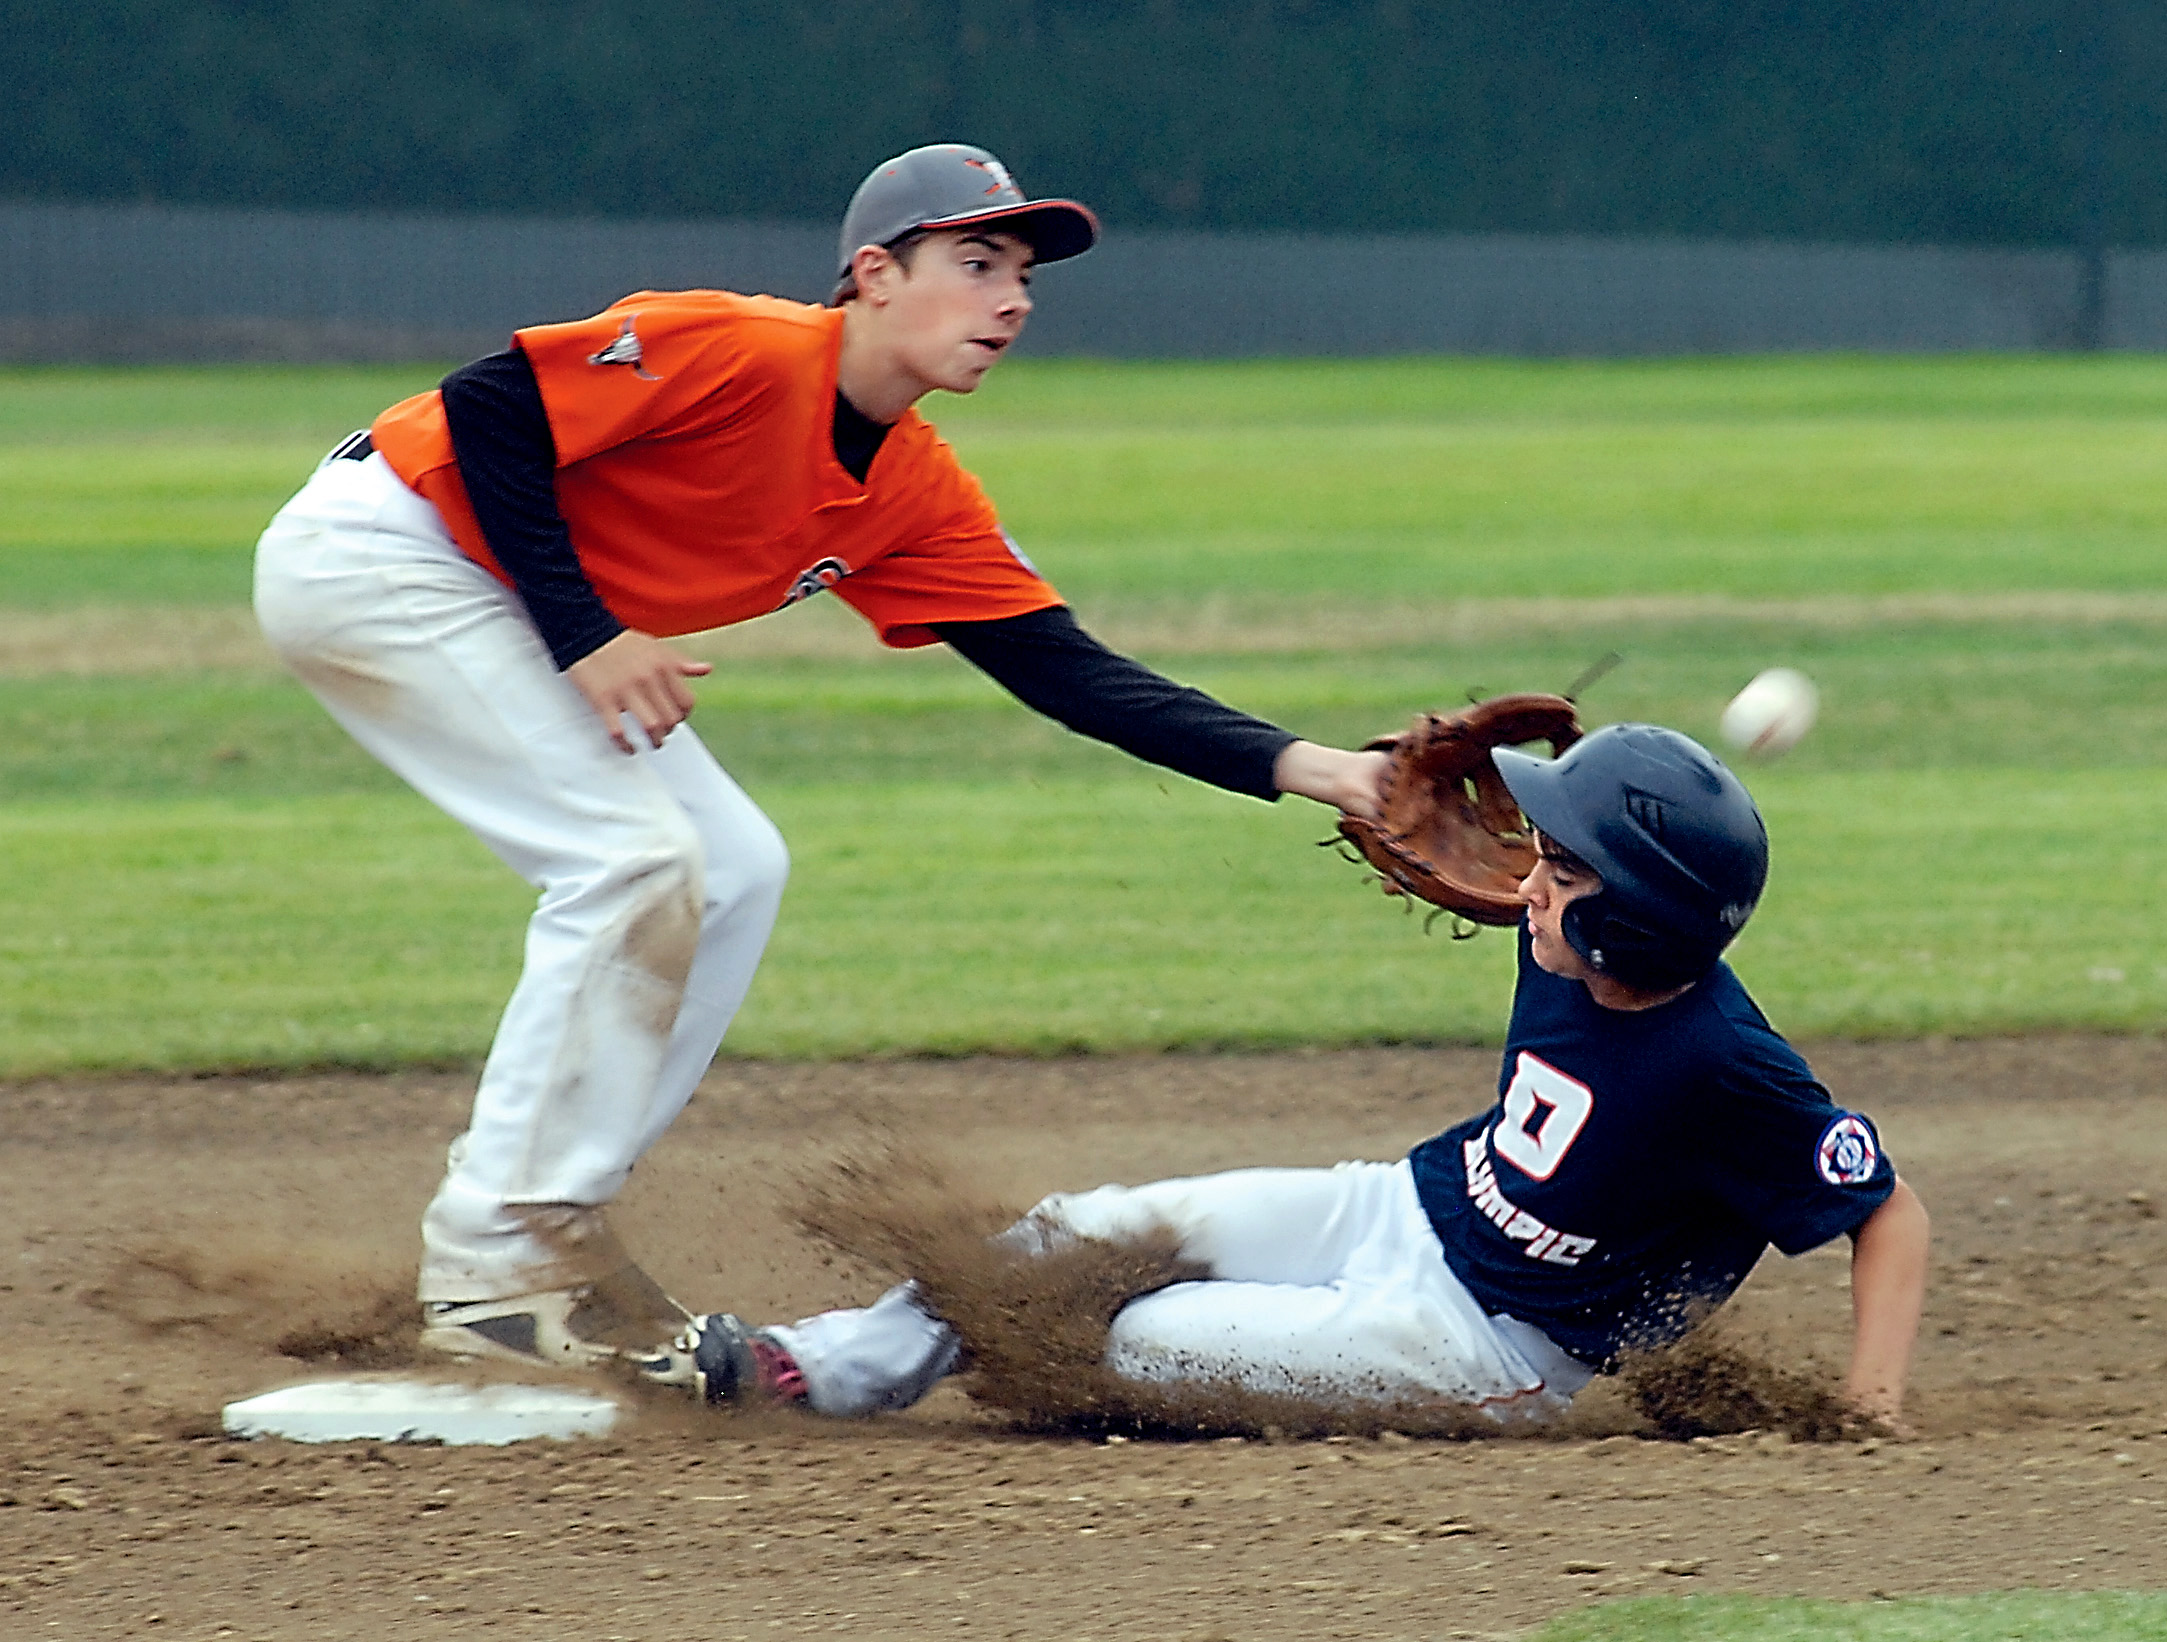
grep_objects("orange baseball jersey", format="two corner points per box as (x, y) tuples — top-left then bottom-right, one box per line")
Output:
(369, 290), (1061, 647)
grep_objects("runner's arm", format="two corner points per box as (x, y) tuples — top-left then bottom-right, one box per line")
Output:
(1844, 1176), (1929, 1431)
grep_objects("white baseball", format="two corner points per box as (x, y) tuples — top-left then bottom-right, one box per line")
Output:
(1719, 667), (1819, 758)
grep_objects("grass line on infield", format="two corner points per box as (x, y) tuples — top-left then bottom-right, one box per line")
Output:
(0, 614), (2162, 800)
(13, 591), (2167, 679)
(0, 768), (2159, 1075)
(1532, 1590), (2167, 1641)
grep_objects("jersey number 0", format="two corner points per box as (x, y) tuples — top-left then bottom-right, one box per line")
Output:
(1493, 1052), (1595, 1181)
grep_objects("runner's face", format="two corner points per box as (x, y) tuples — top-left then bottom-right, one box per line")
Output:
(888, 230), (1035, 394)
(1519, 833), (1602, 980)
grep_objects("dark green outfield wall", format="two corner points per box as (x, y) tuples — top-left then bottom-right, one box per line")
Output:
(7, 0), (2165, 248)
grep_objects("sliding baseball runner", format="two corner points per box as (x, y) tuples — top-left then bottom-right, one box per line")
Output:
(692, 723), (1929, 1433)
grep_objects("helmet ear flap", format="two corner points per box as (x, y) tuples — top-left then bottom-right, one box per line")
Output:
(1557, 895), (1608, 975)
(1561, 895), (1714, 992)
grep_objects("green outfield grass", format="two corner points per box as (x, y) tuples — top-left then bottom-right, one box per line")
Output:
(1533, 1591), (2167, 1641)
(5, 355), (2167, 606)
(0, 357), (2161, 1073)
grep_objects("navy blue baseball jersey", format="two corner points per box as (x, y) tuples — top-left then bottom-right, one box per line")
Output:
(1409, 927), (1895, 1370)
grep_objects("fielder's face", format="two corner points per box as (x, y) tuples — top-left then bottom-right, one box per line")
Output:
(880, 229), (1036, 396)
(1520, 831), (1602, 981)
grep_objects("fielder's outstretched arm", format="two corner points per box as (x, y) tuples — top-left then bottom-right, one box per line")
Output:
(1270, 739), (1391, 817)
(1844, 1176), (1929, 1430)
(934, 607), (1387, 817)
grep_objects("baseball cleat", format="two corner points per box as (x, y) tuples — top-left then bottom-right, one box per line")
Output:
(677, 1313), (809, 1407)
(419, 1282), (697, 1387)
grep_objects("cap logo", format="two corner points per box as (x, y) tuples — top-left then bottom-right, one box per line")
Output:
(964, 156), (1022, 199)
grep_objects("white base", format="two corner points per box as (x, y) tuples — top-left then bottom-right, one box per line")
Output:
(222, 1378), (623, 1445)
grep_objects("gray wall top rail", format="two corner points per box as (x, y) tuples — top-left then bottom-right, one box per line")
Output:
(3, 199), (2160, 362)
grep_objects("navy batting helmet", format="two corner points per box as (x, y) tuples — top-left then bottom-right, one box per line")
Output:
(1492, 724), (1768, 990)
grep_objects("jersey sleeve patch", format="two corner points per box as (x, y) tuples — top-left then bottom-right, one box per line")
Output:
(1814, 1113), (1881, 1186)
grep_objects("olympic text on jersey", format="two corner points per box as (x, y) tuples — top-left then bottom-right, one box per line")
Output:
(1459, 1136), (1598, 1266)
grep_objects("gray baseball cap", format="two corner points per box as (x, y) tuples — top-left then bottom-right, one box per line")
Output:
(835, 143), (1099, 290)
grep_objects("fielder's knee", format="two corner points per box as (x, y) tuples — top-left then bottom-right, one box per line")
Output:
(707, 811), (789, 918)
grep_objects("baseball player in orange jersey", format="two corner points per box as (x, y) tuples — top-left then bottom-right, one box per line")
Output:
(252, 144), (1390, 1392)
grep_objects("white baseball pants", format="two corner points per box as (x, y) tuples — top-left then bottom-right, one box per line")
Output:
(769, 1159), (1595, 1421)
(253, 451), (789, 1301)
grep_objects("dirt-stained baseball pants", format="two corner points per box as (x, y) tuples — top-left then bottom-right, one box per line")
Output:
(769, 1159), (1596, 1420)
(253, 449), (789, 1302)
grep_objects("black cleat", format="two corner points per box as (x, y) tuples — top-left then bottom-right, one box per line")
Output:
(679, 1313), (809, 1407)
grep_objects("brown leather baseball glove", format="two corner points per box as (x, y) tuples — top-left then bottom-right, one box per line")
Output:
(1335, 694), (1583, 926)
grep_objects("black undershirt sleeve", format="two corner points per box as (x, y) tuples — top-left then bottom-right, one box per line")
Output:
(931, 606), (1298, 800)
(440, 347), (625, 669)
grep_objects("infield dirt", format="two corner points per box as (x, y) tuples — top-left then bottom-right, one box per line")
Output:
(4, 1037), (2164, 1639)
